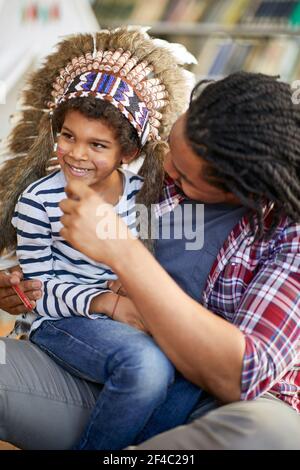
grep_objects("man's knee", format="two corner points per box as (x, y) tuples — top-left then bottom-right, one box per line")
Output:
(194, 397), (300, 449)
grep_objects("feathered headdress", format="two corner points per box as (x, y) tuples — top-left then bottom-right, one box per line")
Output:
(0, 27), (196, 253)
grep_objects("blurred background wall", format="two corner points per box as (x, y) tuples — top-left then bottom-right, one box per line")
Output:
(1, 0), (300, 151)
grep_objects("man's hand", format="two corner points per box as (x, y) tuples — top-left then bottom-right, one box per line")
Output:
(0, 269), (42, 315)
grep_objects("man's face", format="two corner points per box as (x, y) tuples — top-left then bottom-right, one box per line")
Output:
(164, 113), (239, 204)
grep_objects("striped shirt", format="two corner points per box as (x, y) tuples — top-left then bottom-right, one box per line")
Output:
(158, 177), (300, 413)
(12, 169), (143, 332)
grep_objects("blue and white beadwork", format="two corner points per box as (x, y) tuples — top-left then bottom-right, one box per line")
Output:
(49, 48), (169, 145)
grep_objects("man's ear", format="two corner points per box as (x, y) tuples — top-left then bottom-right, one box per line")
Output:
(121, 148), (140, 165)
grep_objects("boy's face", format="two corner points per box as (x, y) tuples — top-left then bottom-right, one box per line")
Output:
(56, 110), (132, 192)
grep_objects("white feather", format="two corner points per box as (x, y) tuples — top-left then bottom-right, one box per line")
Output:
(152, 38), (198, 65)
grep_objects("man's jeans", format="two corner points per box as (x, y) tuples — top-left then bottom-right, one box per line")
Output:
(31, 317), (202, 450)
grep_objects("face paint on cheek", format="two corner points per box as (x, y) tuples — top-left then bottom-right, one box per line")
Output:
(57, 145), (66, 159)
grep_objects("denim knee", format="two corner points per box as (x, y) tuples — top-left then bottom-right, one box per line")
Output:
(112, 337), (175, 398)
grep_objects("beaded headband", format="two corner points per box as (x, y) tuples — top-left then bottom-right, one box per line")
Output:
(49, 46), (169, 146)
(0, 27), (197, 256)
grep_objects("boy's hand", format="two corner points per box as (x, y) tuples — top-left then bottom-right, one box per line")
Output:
(90, 292), (148, 333)
(0, 268), (42, 315)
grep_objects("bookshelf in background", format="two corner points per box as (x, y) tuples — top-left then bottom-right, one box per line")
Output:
(91, 0), (300, 82)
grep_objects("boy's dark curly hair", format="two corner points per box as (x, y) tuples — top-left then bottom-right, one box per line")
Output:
(52, 97), (140, 156)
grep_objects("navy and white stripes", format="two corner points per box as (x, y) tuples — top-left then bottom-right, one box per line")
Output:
(12, 169), (143, 332)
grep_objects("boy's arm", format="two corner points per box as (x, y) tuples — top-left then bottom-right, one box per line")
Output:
(13, 193), (109, 318)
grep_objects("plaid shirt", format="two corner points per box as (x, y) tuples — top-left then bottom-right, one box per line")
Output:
(157, 177), (300, 413)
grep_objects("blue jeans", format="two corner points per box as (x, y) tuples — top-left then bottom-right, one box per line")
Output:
(30, 317), (202, 450)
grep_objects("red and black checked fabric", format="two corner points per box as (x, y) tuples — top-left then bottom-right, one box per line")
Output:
(157, 178), (300, 413)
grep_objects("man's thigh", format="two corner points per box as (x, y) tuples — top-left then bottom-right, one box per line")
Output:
(0, 337), (99, 449)
(133, 394), (300, 450)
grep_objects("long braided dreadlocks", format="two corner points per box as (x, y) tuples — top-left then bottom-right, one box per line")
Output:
(186, 71), (300, 241)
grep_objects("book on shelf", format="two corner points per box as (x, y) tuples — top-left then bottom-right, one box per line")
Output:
(220, 0), (250, 25)
(130, 0), (168, 23)
(242, 0), (300, 26)
(92, 0), (136, 21)
(194, 36), (300, 81)
(161, 0), (208, 23)
(91, 0), (300, 82)
(92, 0), (300, 27)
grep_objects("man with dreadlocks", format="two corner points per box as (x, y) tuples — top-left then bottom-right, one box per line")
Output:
(0, 71), (300, 449)
(58, 71), (300, 449)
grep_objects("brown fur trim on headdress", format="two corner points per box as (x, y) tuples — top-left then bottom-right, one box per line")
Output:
(136, 140), (168, 252)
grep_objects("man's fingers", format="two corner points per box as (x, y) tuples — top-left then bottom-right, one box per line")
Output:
(0, 287), (41, 303)
(7, 280), (42, 294)
(18, 288), (42, 300)
(60, 227), (68, 239)
(0, 286), (16, 298)
(9, 269), (23, 279)
(21, 280), (42, 293)
(0, 273), (17, 288)
(0, 270), (24, 287)
(0, 282), (42, 299)
(2, 295), (36, 310)
(60, 214), (72, 228)
(8, 266), (22, 275)
(5, 303), (36, 316)
(59, 198), (77, 215)
(9, 273), (23, 285)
